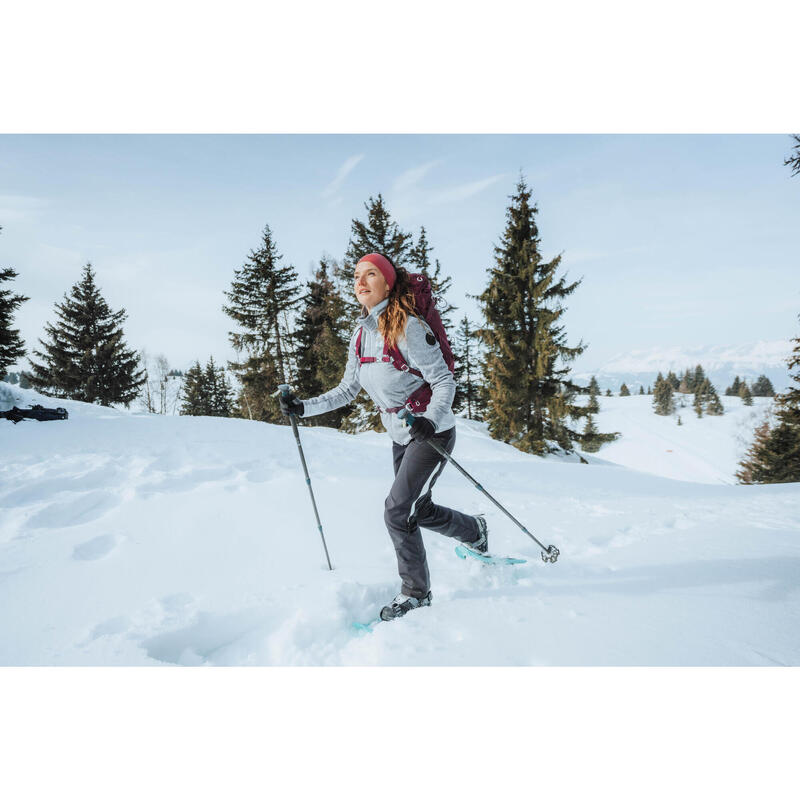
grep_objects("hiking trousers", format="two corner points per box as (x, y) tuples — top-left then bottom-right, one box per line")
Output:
(384, 426), (480, 598)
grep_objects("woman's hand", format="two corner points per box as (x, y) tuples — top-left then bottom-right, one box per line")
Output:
(278, 393), (304, 417)
(409, 416), (435, 442)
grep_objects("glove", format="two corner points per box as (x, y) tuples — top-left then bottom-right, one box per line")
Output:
(278, 393), (304, 417)
(409, 416), (435, 443)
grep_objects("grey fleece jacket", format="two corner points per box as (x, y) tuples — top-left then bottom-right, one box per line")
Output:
(300, 298), (456, 445)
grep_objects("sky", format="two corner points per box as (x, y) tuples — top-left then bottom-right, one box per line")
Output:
(1, 134), (798, 374)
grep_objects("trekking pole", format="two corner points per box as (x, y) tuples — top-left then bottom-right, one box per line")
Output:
(276, 384), (333, 571)
(398, 409), (559, 563)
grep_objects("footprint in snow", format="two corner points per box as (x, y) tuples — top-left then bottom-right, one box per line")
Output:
(25, 490), (121, 530)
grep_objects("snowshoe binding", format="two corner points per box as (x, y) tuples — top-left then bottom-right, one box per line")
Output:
(379, 591), (432, 621)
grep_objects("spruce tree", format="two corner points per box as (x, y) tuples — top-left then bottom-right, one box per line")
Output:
(180, 361), (207, 415)
(738, 318), (800, 483)
(223, 225), (301, 423)
(455, 315), (482, 419)
(620, 383), (630, 396)
(28, 263), (145, 406)
(784, 134), (800, 177)
(580, 413), (619, 453)
(682, 368), (695, 393)
(693, 364), (706, 391)
(408, 226), (457, 335)
(293, 257), (352, 429)
(588, 376), (600, 395)
(639, 385), (645, 395)
(339, 195), (414, 433)
(0, 228), (28, 377)
(751, 375), (775, 397)
(725, 376), (741, 396)
(475, 178), (588, 454)
(736, 420), (773, 483)
(739, 381), (754, 406)
(653, 372), (675, 416)
(205, 357), (233, 417)
(693, 387), (704, 418)
(703, 379), (724, 415)
(666, 370), (679, 390)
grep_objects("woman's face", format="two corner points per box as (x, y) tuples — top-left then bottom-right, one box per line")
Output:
(354, 262), (391, 310)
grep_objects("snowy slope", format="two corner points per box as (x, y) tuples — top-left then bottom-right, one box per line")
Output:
(587, 393), (774, 484)
(1, 382), (799, 666)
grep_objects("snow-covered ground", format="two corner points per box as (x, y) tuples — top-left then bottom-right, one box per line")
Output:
(1, 382), (798, 666)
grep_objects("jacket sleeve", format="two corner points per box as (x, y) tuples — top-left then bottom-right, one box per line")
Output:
(404, 316), (455, 431)
(299, 327), (362, 417)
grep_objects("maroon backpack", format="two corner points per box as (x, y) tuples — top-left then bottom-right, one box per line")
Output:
(355, 273), (455, 413)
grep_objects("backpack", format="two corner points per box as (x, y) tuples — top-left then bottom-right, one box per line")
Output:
(355, 273), (455, 414)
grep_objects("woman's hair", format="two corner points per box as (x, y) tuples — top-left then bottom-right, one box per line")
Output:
(376, 258), (420, 349)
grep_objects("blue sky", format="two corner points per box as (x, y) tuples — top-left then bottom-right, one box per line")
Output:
(1, 134), (798, 373)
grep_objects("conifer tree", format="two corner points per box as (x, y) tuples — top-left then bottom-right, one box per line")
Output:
(739, 380), (754, 406)
(407, 226), (457, 336)
(703, 379), (724, 415)
(588, 376), (600, 395)
(784, 134), (800, 177)
(693, 364), (706, 390)
(580, 413), (619, 453)
(681, 368), (695, 393)
(475, 178), (588, 454)
(28, 263), (145, 406)
(693, 387), (704, 418)
(678, 377), (690, 393)
(751, 375), (775, 397)
(639, 385), (645, 395)
(725, 376), (741, 396)
(736, 318), (800, 483)
(223, 225), (300, 423)
(336, 195), (416, 433)
(293, 257), (352, 428)
(666, 370), (679, 390)
(0, 228), (28, 377)
(454, 315), (482, 419)
(653, 372), (675, 416)
(344, 194), (414, 269)
(736, 420), (773, 483)
(620, 383), (630, 396)
(179, 361), (206, 415)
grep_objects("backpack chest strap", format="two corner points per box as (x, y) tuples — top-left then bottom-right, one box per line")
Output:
(355, 327), (423, 378)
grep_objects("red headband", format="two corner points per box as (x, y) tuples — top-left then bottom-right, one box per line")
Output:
(357, 253), (396, 291)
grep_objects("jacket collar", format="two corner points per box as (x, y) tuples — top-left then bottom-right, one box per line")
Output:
(360, 298), (389, 330)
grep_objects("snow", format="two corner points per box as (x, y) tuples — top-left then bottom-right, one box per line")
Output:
(1, 382), (798, 666)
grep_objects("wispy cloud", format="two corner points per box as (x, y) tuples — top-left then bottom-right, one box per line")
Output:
(322, 154), (365, 198)
(392, 160), (441, 194)
(430, 174), (507, 205)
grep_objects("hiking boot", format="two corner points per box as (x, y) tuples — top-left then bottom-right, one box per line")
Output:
(379, 591), (432, 621)
(463, 513), (489, 554)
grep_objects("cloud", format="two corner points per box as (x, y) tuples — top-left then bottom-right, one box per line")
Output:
(322, 154), (365, 198)
(392, 160), (441, 194)
(430, 173), (507, 205)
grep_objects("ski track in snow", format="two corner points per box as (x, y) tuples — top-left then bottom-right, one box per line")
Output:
(1, 386), (799, 666)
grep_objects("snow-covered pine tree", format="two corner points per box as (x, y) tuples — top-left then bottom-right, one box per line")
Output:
(751, 375), (775, 397)
(620, 383), (630, 396)
(339, 195), (414, 434)
(28, 263), (145, 406)
(0, 227), (28, 377)
(475, 177), (588, 454)
(293, 257), (352, 429)
(223, 225), (300, 424)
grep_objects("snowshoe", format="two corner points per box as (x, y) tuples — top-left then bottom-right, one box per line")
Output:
(379, 591), (432, 621)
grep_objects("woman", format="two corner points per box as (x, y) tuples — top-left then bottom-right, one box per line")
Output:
(279, 253), (487, 621)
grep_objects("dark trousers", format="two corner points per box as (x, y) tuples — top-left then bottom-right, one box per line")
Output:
(384, 426), (480, 598)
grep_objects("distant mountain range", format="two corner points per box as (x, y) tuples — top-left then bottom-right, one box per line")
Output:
(573, 340), (793, 394)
